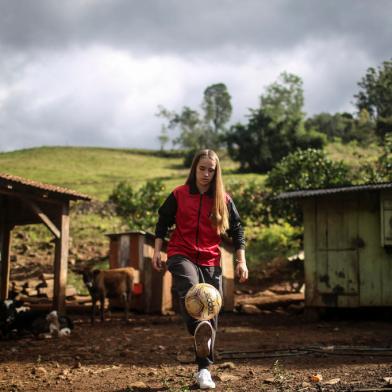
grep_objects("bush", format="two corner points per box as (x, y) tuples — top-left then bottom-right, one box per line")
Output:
(354, 134), (392, 183)
(245, 222), (302, 271)
(225, 180), (268, 226)
(108, 179), (166, 232)
(265, 148), (352, 225)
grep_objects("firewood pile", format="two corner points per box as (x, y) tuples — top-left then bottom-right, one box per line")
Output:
(9, 273), (79, 303)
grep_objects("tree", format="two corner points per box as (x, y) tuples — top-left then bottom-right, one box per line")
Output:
(261, 72), (304, 126)
(202, 83), (232, 146)
(158, 106), (206, 150)
(354, 59), (392, 139)
(226, 72), (325, 172)
(158, 125), (170, 151)
(157, 83), (232, 154)
(355, 133), (392, 183)
(226, 109), (285, 172)
(305, 111), (376, 144)
(265, 149), (352, 225)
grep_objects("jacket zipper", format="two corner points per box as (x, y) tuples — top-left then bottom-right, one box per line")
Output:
(195, 193), (203, 263)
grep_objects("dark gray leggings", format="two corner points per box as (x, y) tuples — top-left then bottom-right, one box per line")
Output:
(167, 255), (222, 369)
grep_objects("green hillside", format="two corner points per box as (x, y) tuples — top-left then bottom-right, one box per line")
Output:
(325, 141), (382, 169)
(0, 144), (383, 202)
(0, 146), (264, 200)
(1, 144), (385, 291)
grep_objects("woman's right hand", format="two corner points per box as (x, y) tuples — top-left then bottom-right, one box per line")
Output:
(152, 250), (164, 271)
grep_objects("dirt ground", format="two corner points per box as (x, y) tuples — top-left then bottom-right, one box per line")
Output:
(3, 239), (392, 391)
(1, 302), (392, 392)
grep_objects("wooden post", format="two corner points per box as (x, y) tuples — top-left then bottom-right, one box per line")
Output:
(220, 242), (235, 311)
(0, 224), (11, 300)
(53, 201), (70, 313)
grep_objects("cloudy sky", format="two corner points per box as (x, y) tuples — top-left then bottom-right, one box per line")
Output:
(0, 0), (391, 152)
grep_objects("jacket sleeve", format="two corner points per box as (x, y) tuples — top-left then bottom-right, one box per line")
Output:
(226, 197), (245, 250)
(155, 192), (177, 239)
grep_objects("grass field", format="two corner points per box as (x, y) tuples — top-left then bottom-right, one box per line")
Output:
(1, 144), (384, 286)
(0, 146), (265, 200)
(0, 143), (381, 200)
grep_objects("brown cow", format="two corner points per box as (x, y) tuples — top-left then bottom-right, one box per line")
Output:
(81, 267), (136, 324)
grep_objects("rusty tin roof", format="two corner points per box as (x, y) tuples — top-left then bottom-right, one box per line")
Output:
(0, 172), (91, 201)
(277, 182), (392, 200)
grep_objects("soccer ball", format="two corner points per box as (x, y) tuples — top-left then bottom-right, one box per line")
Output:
(185, 283), (222, 321)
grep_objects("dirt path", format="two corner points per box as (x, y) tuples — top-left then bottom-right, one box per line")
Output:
(1, 310), (392, 392)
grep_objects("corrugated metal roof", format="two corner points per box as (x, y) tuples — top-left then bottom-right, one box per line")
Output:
(277, 182), (392, 200)
(0, 172), (91, 200)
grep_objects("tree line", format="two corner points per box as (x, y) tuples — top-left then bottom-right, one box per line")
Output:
(157, 58), (392, 172)
(107, 59), (391, 258)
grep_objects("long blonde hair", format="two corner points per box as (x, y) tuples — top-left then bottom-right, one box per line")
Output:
(186, 149), (229, 234)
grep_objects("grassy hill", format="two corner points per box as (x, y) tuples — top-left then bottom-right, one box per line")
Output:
(0, 143), (382, 200)
(0, 146), (264, 200)
(1, 144), (384, 292)
(0, 146), (266, 287)
(325, 141), (382, 169)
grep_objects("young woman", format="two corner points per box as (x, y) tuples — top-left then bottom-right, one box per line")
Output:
(152, 149), (248, 390)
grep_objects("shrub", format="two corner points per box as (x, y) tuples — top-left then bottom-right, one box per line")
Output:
(265, 148), (352, 225)
(245, 222), (302, 271)
(225, 180), (268, 226)
(109, 179), (166, 232)
(354, 134), (392, 183)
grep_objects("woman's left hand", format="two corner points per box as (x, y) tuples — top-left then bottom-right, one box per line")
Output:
(235, 261), (249, 283)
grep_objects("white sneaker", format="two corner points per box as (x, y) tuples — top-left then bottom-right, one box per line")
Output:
(195, 368), (216, 389)
(194, 321), (213, 358)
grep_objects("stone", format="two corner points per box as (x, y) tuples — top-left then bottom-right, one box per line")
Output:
(384, 377), (392, 385)
(217, 373), (240, 382)
(240, 304), (261, 314)
(129, 381), (147, 388)
(32, 366), (47, 376)
(218, 362), (236, 370)
(325, 378), (341, 385)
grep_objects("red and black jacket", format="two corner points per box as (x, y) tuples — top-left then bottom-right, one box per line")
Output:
(155, 182), (245, 267)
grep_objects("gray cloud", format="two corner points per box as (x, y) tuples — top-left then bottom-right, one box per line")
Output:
(0, 0), (391, 151)
(1, 1), (391, 56)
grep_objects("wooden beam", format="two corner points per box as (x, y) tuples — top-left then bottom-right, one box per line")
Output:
(0, 224), (11, 300)
(0, 187), (65, 205)
(19, 197), (61, 239)
(53, 202), (70, 313)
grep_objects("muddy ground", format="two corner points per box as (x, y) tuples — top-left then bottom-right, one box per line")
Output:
(1, 301), (392, 392)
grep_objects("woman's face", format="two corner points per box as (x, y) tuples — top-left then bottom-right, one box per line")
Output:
(195, 157), (216, 191)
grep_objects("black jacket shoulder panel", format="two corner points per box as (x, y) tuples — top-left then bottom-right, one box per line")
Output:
(155, 192), (177, 239)
(227, 197), (245, 250)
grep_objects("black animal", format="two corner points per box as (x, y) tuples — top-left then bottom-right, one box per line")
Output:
(81, 267), (136, 324)
(0, 299), (73, 339)
(0, 299), (25, 337)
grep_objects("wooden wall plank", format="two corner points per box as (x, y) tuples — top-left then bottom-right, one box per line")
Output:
(303, 198), (317, 306)
(119, 235), (130, 268)
(0, 225), (11, 300)
(109, 239), (119, 268)
(358, 193), (383, 306)
(129, 234), (141, 269)
(220, 243), (234, 311)
(380, 192), (392, 305)
(326, 250), (359, 294)
(53, 202), (70, 313)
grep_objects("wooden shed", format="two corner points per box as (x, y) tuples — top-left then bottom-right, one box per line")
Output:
(0, 173), (90, 312)
(278, 182), (392, 308)
(106, 231), (235, 314)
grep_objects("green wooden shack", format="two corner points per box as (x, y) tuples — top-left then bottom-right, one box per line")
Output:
(278, 183), (392, 308)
